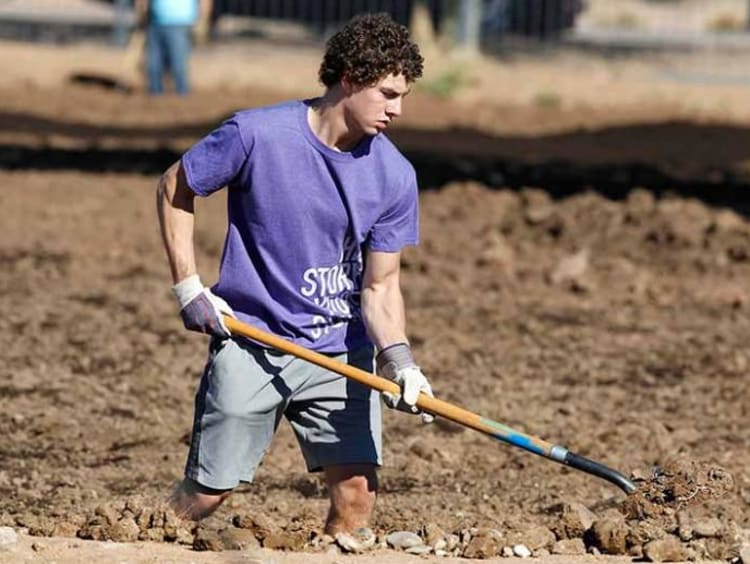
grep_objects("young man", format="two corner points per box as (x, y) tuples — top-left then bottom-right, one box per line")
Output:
(156, 13), (433, 534)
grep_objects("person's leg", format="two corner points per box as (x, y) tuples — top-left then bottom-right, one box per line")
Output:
(172, 338), (288, 520)
(163, 25), (191, 95)
(323, 463), (378, 535)
(145, 24), (165, 95)
(285, 347), (381, 533)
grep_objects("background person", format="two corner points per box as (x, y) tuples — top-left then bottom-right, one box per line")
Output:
(156, 13), (435, 533)
(135, 0), (212, 95)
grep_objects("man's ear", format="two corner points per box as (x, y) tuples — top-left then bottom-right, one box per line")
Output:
(340, 74), (355, 95)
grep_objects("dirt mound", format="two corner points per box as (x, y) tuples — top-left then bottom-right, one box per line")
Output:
(624, 458), (735, 521)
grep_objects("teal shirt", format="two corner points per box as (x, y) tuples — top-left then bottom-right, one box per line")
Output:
(150, 0), (198, 26)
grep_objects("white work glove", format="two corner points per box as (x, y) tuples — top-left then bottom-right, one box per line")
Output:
(376, 343), (434, 424)
(172, 274), (235, 338)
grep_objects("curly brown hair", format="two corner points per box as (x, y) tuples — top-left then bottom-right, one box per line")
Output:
(318, 13), (424, 88)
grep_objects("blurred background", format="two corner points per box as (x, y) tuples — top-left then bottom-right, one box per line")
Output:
(4, 0), (750, 197)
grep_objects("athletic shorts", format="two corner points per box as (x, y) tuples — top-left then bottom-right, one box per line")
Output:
(184, 337), (382, 490)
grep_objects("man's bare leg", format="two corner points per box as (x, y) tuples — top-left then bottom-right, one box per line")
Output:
(169, 478), (232, 521)
(323, 464), (377, 535)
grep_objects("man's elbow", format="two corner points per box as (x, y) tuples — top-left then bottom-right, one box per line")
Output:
(158, 161), (193, 206)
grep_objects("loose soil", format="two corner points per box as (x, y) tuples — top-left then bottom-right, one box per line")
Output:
(1, 35), (749, 563)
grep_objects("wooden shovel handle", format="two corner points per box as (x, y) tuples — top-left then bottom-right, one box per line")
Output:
(223, 316), (554, 453)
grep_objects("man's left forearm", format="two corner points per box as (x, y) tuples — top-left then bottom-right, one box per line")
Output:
(361, 283), (409, 351)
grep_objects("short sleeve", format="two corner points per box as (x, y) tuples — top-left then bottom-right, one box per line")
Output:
(368, 167), (419, 252)
(181, 116), (250, 197)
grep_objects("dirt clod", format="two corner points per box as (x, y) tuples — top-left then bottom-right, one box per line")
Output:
(462, 529), (502, 559)
(551, 538), (586, 555)
(643, 535), (690, 562)
(192, 527), (223, 552)
(589, 515), (629, 555)
(553, 502), (597, 539)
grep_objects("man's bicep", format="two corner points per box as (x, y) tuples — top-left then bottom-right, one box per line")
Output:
(363, 250), (402, 289)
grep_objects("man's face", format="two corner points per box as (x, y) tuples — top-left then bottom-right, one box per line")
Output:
(343, 73), (411, 136)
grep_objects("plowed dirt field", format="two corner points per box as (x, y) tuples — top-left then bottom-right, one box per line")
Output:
(1, 38), (749, 563)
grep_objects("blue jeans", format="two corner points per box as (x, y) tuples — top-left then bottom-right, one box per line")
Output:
(146, 24), (191, 95)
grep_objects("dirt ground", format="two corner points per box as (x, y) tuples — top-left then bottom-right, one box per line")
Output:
(1, 31), (749, 563)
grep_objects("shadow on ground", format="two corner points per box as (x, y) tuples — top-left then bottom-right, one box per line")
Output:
(3, 111), (750, 213)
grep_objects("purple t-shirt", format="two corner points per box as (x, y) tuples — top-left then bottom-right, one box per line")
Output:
(182, 100), (419, 353)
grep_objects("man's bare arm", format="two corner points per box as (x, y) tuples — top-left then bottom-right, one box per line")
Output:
(156, 161), (197, 284)
(360, 250), (409, 350)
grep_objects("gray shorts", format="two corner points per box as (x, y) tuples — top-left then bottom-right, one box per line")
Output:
(185, 337), (382, 490)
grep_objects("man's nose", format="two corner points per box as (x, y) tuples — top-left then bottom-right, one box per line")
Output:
(386, 98), (402, 118)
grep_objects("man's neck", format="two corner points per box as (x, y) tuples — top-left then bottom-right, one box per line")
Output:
(307, 91), (363, 152)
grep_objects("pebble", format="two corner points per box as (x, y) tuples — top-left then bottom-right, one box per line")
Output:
(335, 528), (375, 553)
(502, 546), (514, 557)
(385, 531), (423, 550)
(0, 527), (18, 546)
(435, 549), (449, 557)
(513, 544), (531, 558)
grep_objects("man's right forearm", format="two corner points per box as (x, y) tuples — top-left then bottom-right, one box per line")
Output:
(156, 161), (197, 284)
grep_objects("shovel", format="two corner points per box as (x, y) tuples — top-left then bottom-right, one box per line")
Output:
(223, 316), (636, 494)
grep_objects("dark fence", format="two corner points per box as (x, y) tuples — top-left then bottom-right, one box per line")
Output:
(0, 0), (583, 44)
(212, 0), (445, 33)
(496, 0), (582, 39)
(211, 0), (581, 39)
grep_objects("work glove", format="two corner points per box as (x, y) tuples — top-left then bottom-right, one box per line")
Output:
(376, 343), (434, 424)
(172, 274), (234, 338)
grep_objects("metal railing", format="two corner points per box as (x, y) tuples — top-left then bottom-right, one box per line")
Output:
(212, 0), (443, 32)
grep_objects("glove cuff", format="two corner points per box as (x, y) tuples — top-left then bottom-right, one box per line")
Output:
(376, 343), (416, 378)
(172, 274), (203, 309)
